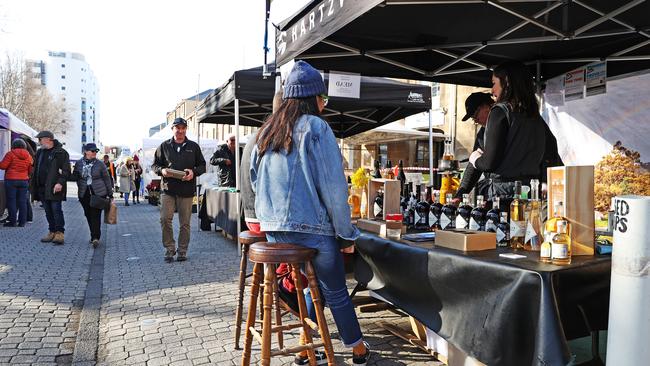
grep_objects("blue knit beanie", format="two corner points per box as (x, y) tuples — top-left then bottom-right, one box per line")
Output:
(283, 61), (326, 99)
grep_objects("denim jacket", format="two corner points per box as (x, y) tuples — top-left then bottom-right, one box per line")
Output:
(250, 114), (360, 241)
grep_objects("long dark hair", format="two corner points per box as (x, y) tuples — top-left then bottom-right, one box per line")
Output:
(492, 61), (538, 116)
(256, 96), (320, 157)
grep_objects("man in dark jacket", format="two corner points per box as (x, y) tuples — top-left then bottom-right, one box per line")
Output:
(152, 118), (206, 262)
(32, 131), (70, 245)
(210, 134), (236, 187)
(454, 92), (494, 201)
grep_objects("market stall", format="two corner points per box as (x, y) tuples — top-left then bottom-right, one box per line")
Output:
(197, 65), (433, 238)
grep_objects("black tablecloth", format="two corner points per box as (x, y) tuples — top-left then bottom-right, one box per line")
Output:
(354, 233), (611, 366)
(205, 189), (240, 238)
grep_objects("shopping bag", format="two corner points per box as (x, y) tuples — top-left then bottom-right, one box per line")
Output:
(105, 202), (118, 225)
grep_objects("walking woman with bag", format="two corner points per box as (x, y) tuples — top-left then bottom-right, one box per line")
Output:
(70, 143), (113, 247)
(0, 139), (33, 227)
(118, 157), (136, 206)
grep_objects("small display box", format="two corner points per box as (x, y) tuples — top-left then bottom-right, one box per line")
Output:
(366, 178), (401, 220)
(547, 166), (595, 256)
(434, 229), (496, 252)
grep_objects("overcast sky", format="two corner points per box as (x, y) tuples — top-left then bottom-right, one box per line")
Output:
(0, 0), (307, 148)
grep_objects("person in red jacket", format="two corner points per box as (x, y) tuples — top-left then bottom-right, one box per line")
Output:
(0, 139), (34, 227)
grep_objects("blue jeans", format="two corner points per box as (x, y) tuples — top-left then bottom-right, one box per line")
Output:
(265, 232), (363, 347)
(124, 192), (130, 204)
(5, 180), (29, 225)
(43, 200), (65, 233)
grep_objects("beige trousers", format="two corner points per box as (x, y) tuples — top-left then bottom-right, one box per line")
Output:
(160, 193), (193, 254)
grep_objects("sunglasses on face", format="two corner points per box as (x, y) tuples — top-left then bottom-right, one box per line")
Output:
(319, 94), (329, 106)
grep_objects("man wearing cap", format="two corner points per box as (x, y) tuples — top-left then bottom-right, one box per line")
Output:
(152, 118), (206, 262)
(454, 92), (494, 200)
(209, 133), (236, 187)
(32, 131), (70, 245)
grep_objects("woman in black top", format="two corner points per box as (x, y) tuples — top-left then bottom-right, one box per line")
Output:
(469, 61), (551, 202)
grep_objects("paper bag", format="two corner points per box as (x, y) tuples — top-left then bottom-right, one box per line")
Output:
(105, 202), (118, 225)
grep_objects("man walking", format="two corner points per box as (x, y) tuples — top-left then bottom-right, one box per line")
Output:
(32, 131), (70, 245)
(210, 133), (236, 187)
(152, 118), (206, 262)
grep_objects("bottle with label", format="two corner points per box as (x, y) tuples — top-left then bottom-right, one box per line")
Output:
(544, 201), (570, 242)
(397, 160), (407, 191)
(400, 182), (412, 227)
(385, 160), (395, 179)
(469, 195), (487, 231)
(373, 159), (382, 179)
(496, 212), (510, 247)
(429, 190), (443, 230)
(524, 179), (544, 251)
(485, 196), (500, 233)
(415, 185), (431, 230)
(551, 220), (571, 265)
(509, 181), (526, 250)
(440, 193), (457, 230)
(540, 239), (552, 263)
(456, 194), (472, 229)
(373, 188), (384, 219)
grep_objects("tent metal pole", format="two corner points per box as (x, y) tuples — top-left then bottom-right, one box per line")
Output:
(428, 98), (434, 185)
(235, 98), (241, 250)
(487, 1), (565, 37)
(573, 0), (646, 36)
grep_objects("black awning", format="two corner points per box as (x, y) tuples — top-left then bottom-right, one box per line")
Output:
(276, 0), (650, 87)
(197, 65), (432, 138)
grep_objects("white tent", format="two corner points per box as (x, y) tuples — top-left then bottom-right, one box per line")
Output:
(543, 70), (650, 165)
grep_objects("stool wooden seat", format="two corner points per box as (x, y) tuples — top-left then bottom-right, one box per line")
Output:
(242, 242), (335, 366)
(235, 230), (268, 350)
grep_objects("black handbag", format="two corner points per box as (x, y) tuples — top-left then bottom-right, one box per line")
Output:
(89, 186), (110, 210)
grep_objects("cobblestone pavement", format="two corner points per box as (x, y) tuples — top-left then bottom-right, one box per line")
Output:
(0, 185), (441, 365)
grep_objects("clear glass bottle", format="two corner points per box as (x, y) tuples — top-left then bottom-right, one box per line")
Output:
(524, 179), (544, 251)
(540, 238), (552, 263)
(373, 188), (384, 219)
(496, 212), (510, 247)
(429, 190), (443, 230)
(440, 193), (457, 230)
(456, 193), (473, 229)
(551, 220), (572, 265)
(415, 185), (430, 230)
(544, 201), (570, 242)
(509, 181), (526, 250)
(485, 196), (500, 233)
(469, 195), (487, 231)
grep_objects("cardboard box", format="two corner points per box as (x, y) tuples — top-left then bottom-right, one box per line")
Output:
(434, 229), (496, 252)
(547, 166), (595, 255)
(357, 218), (406, 237)
(166, 168), (187, 180)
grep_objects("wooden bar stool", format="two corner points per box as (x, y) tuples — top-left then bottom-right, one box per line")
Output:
(241, 242), (335, 366)
(235, 230), (275, 350)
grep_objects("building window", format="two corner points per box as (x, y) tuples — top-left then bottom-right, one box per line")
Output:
(378, 144), (388, 166)
(61, 86), (66, 90)
(416, 140), (430, 167)
(61, 63), (66, 68)
(61, 75), (66, 79)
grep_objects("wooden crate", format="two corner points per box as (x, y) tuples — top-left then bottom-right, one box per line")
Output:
(547, 166), (595, 256)
(366, 178), (401, 220)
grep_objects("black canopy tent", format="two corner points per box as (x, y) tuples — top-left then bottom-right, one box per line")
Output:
(275, 0), (650, 87)
(196, 65), (433, 138)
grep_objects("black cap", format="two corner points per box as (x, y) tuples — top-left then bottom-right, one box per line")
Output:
(172, 117), (188, 127)
(462, 92), (494, 121)
(36, 130), (55, 139)
(83, 143), (100, 152)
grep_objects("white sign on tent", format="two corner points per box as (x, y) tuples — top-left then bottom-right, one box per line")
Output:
(328, 71), (361, 99)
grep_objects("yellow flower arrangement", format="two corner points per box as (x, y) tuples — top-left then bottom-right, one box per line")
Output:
(351, 167), (370, 189)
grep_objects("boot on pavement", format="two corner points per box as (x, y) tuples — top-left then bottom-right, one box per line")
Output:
(41, 232), (55, 243)
(53, 232), (65, 245)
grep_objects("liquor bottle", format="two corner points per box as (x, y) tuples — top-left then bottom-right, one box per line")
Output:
(406, 184), (417, 229)
(455, 194), (473, 229)
(551, 219), (572, 265)
(400, 182), (412, 227)
(429, 190), (443, 230)
(469, 195), (487, 231)
(372, 159), (382, 179)
(373, 188), (384, 219)
(509, 181), (525, 250)
(524, 179), (544, 251)
(415, 185), (431, 230)
(496, 212), (510, 247)
(544, 201), (570, 242)
(440, 193), (457, 230)
(485, 196), (500, 232)
(540, 239), (552, 263)
(397, 160), (407, 191)
(385, 160), (395, 179)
